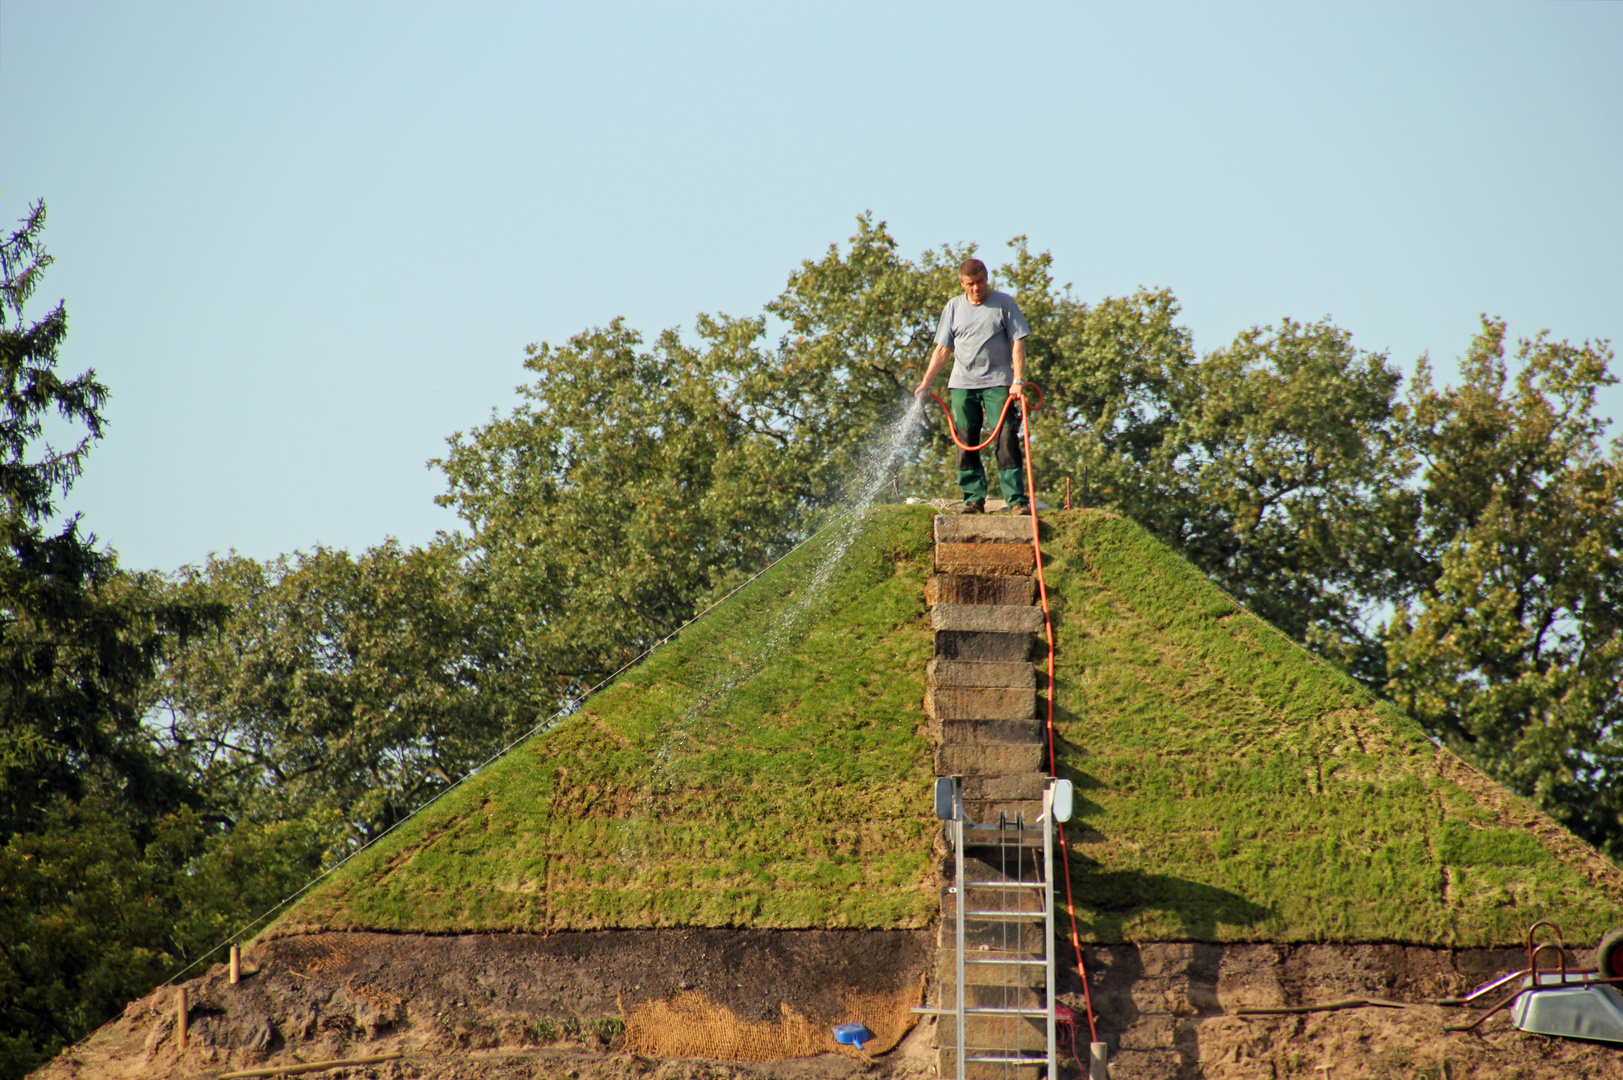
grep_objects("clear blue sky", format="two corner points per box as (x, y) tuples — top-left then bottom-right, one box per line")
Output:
(3, 1), (1618, 571)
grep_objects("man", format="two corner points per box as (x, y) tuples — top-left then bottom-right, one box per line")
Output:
(913, 257), (1032, 515)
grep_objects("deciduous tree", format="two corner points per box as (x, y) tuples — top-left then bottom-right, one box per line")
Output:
(1385, 320), (1623, 858)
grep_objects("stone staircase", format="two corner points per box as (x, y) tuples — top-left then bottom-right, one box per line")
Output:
(926, 514), (1053, 1079)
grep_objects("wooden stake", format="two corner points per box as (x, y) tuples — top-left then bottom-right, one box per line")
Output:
(219, 1051), (404, 1079)
(176, 986), (188, 1049)
(229, 944), (241, 984)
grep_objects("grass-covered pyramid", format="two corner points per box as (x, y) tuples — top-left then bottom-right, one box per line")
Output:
(272, 506), (1623, 948)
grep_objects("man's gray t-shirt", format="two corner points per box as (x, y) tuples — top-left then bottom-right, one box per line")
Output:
(935, 290), (1031, 389)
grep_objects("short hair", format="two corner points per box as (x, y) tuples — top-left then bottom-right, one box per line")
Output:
(958, 257), (988, 281)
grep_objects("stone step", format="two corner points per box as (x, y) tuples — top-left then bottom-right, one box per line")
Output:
(934, 515), (1039, 544)
(961, 774), (1047, 803)
(964, 799), (1047, 826)
(936, 1048), (1044, 1079)
(935, 630), (1034, 663)
(937, 948), (1047, 989)
(926, 574), (1036, 607)
(928, 658), (1036, 689)
(935, 981), (1043, 1010)
(941, 907), (1049, 946)
(934, 1014), (1047, 1051)
(931, 717), (1041, 748)
(935, 542), (1034, 576)
(946, 882), (1048, 914)
(938, 916), (1047, 952)
(953, 853), (1048, 886)
(931, 604), (1045, 634)
(927, 688), (1038, 724)
(936, 741), (1044, 777)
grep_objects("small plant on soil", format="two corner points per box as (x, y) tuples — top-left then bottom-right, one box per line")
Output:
(591, 1016), (626, 1048)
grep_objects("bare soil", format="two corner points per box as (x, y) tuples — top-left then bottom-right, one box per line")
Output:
(39, 929), (931, 1080)
(38, 934), (1623, 1080)
(1073, 942), (1623, 1079)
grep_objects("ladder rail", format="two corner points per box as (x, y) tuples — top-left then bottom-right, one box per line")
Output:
(1044, 782), (1057, 1080)
(941, 779), (1060, 1080)
(954, 793), (966, 1080)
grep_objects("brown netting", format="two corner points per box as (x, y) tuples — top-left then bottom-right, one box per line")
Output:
(274, 933), (367, 977)
(623, 980), (924, 1062)
(270, 934), (402, 1021)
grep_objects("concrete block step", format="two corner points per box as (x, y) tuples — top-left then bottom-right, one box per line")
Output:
(935, 741), (1044, 777)
(935, 1049), (1042, 1080)
(960, 821), (1045, 848)
(961, 773), (1047, 802)
(934, 981), (1042, 1010)
(939, 917), (1047, 952)
(937, 949), (1046, 990)
(953, 854), (1048, 885)
(931, 604), (1045, 634)
(963, 800), (1047, 827)
(927, 688), (1038, 724)
(945, 883), (1048, 914)
(926, 574), (1036, 607)
(960, 774), (1049, 804)
(934, 1014), (1047, 1051)
(935, 515), (1039, 544)
(929, 658), (1036, 689)
(935, 542), (1034, 576)
(931, 717), (1041, 747)
(935, 630), (1034, 663)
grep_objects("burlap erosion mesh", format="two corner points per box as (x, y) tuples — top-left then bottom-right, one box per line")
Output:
(623, 981), (924, 1062)
(272, 934), (405, 1019)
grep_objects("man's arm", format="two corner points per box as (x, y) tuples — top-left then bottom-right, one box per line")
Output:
(914, 343), (952, 397)
(1011, 337), (1026, 386)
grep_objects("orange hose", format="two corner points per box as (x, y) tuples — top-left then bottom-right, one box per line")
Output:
(925, 382), (1101, 1046)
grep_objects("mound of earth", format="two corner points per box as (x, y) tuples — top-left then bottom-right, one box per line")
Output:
(39, 932), (1623, 1080)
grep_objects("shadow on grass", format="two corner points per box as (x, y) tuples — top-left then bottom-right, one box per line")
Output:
(1068, 867), (1274, 940)
(1055, 762), (1275, 940)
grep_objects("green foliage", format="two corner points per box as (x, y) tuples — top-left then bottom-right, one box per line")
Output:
(434, 316), (822, 698)
(152, 539), (521, 848)
(0, 792), (323, 1075)
(1032, 303), (1408, 681)
(0, 199), (193, 837)
(1385, 319), (1623, 859)
(0, 202), (312, 1080)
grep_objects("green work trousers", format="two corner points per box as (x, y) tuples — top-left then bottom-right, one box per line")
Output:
(950, 385), (1027, 507)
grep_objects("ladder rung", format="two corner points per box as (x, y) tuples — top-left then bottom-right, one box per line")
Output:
(963, 826), (1043, 837)
(964, 957), (1047, 966)
(962, 879), (1046, 888)
(965, 1055), (1049, 1064)
(963, 909), (1047, 920)
(912, 1006), (1050, 1017)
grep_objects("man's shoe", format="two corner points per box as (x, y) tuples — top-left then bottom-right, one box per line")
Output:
(1010, 504), (1031, 517)
(963, 501), (985, 515)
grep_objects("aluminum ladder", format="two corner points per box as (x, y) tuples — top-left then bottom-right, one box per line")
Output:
(921, 775), (1074, 1079)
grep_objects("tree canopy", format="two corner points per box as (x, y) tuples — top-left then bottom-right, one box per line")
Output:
(0, 204), (309, 1079)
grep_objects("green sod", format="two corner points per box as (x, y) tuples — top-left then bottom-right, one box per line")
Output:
(276, 505), (942, 935)
(1044, 510), (1623, 947)
(271, 507), (1623, 947)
